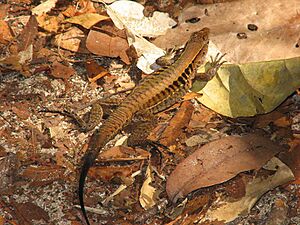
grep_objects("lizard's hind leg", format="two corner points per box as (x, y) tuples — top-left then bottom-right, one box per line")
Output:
(125, 112), (169, 154)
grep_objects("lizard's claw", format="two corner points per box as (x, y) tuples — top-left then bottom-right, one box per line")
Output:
(210, 53), (227, 70)
(203, 53), (226, 81)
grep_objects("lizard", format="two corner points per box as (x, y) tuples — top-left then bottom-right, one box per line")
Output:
(78, 27), (224, 225)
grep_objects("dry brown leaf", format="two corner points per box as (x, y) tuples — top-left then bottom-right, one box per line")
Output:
(254, 111), (289, 128)
(166, 134), (285, 202)
(201, 157), (294, 223)
(11, 102), (31, 120)
(0, 4), (9, 19)
(20, 165), (65, 186)
(62, 5), (77, 18)
(188, 105), (216, 130)
(53, 27), (89, 53)
(13, 202), (49, 223)
(0, 20), (14, 44)
(85, 59), (108, 78)
(279, 143), (300, 184)
(51, 61), (75, 80)
(0, 16), (38, 76)
(0, 153), (19, 190)
(89, 163), (141, 182)
(274, 116), (291, 127)
(36, 14), (62, 33)
(75, 0), (97, 15)
(0, 216), (4, 225)
(17, 15), (38, 52)
(182, 92), (202, 101)
(86, 30), (130, 64)
(99, 146), (150, 161)
(159, 101), (194, 146)
(64, 13), (110, 29)
(85, 59), (111, 87)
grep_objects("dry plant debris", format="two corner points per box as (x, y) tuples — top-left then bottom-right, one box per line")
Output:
(0, 0), (299, 225)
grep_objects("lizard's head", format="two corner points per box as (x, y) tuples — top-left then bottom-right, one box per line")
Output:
(189, 27), (210, 44)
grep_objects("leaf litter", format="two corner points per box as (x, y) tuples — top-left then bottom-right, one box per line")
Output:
(0, 0), (299, 224)
(166, 134), (286, 202)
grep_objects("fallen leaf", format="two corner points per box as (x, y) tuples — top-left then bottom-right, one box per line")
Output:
(166, 134), (284, 202)
(254, 111), (287, 128)
(51, 61), (75, 80)
(14, 202), (50, 223)
(36, 14), (62, 33)
(0, 153), (19, 190)
(49, 125), (67, 138)
(85, 59), (111, 86)
(86, 29), (131, 64)
(188, 105), (216, 130)
(64, 13), (110, 29)
(192, 58), (300, 117)
(0, 4), (9, 19)
(99, 146), (150, 162)
(107, 0), (176, 37)
(20, 165), (65, 186)
(31, 0), (58, 16)
(0, 20), (14, 44)
(74, 0), (97, 15)
(154, 0), (300, 64)
(0, 16), (40, 76)
(89, 163), (141, 182)
(53, 27), (89, 53)
(274, 116), (291, 127)
(201, 157), (294, 223)
(17, 15), (38, 52)
(0, 216), (4, 225)
(11, 102), (31, 120)
(159, 101), (194, 146)
(139, 165), (157, 210)
(105, 0), (172, 74)
(185, 134), (210, 147)
(279, 143), (300, 184)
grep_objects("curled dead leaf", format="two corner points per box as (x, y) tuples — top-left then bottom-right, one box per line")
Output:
(86, 30), (130, 64)
(159, 101), (194, 146)
(166, 134), (285, 202)
(139, 165), (157, 210)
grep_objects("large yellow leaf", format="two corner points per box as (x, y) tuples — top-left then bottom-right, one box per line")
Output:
(192, 57), (300, 117)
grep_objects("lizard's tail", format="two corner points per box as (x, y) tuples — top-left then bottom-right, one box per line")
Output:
(79, 151), (94, 225)
(78, 104), (135, 225)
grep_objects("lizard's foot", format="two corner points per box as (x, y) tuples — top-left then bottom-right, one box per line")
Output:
(210, 53), (227, 70)
(195, 53), (227, 81)
(155, 47), (176, 67)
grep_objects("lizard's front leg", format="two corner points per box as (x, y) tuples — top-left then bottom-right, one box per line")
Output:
(194, 53), (226, 82)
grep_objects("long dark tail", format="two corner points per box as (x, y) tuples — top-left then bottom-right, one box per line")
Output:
(79, 151), (94, 225)
(78, 104), (135, 225)
(78, 129), (110, 225)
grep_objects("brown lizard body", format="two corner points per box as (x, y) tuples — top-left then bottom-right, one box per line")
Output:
(79, 28), (217, 225)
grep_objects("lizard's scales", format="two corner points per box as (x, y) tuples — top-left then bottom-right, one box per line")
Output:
(79, 28), (210, 225)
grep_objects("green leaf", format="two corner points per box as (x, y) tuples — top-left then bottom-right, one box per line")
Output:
(192, 57), (300, 118)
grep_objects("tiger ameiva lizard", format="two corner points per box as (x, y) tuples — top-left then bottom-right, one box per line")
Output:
(79, 27), (225, 225)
